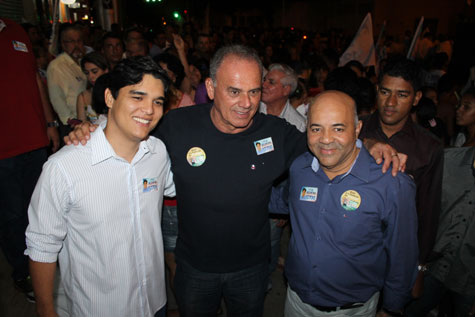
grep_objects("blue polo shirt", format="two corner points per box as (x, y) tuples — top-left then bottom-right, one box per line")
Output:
(270, 142), (419, 311)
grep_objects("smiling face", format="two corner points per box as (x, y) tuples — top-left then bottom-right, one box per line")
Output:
(206, 55), (262, 134)
(307, 91), (362, 180)
(105, 74), (165, 146)
(83, 62), (107, 86)
(376, 75), (422, 136)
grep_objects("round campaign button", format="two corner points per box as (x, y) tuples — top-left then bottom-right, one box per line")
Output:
(186, 147), (206, 167)
(340, 190), (361, 211)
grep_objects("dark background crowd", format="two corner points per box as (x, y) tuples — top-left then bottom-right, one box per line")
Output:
(1, 8), (475, 317)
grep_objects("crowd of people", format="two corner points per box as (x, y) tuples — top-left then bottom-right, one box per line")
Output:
(1, 15), (474, 317)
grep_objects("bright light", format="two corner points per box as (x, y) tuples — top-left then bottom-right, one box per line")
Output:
(60, 0), (76, 4)
(291, 27), (294, 31)
(82, 14), (88, 20)
(173, 12), (179, 18)
(303, 35), (307, 39)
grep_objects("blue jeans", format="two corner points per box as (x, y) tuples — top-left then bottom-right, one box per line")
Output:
(174, 260), (268, 317)
(0, 148), (47, 280)
(154, 305), (166, 317)
(269, 218), (283, 276)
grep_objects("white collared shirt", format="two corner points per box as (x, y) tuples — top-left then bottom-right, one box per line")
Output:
(259, 100), (307, 132)
(46, 52), (87, 124)
(26, 125), (175, 317)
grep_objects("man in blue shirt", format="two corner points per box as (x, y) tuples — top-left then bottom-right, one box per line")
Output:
(271, 90), (419, 316)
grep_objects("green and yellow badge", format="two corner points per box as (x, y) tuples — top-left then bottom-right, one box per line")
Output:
(340, 190), (361, 211)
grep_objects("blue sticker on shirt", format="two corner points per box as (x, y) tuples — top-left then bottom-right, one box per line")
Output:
(12, 40), (28, 52)
(143, 178), (158, 192)
(254, 137), (274, 155)
(300, 186), (318, 202)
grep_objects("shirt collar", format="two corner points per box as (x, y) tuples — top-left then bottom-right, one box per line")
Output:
(90, 121), (153, 165)
(309, 139), (370, 183)
(259, 100), (290, 118)
(279, 100), (292, 118)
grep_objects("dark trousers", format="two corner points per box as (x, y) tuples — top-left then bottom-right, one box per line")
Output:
(174, 259), (268, 317)
(404, 273), (475, 317)
(0, 148), (47, 280)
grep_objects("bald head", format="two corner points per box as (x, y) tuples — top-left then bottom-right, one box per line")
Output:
(307, 90), (362, 179)
(308, 91), (358, 128)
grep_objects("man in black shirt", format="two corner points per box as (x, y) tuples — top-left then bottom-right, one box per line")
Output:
(359, 58), (443, 299)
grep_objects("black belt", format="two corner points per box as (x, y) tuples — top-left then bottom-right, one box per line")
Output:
(311, 303), (364, 312)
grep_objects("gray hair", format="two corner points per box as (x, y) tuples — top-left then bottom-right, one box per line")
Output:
(268, 63), (298, 95)
(209, 45), (263, 86)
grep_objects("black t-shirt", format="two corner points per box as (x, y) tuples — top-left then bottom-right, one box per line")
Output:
(154, 103), (306, 272)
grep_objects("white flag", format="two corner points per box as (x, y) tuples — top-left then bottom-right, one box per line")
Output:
(339, 13), (376, 67)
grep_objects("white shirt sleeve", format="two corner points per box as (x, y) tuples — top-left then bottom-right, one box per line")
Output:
(25, 158), (71, 263)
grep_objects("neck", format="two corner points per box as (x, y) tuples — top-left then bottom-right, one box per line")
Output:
(379, 116), (409, 138)
(265, 99), (287, 116)
(322, 147), (360, 180)
(104, 125), (140, 163)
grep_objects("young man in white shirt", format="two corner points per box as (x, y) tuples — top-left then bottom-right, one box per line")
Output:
(26, 56), (175, 317)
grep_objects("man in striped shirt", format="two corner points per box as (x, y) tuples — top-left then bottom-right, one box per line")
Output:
(25, 57), (175, 317)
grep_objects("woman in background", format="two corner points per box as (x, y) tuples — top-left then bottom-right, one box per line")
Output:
(76, 52), (109, 123)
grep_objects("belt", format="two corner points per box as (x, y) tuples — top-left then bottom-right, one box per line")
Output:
(311, 303), (364, 312)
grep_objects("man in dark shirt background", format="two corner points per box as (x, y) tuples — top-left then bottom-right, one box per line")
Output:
(359, 58), (444, 298)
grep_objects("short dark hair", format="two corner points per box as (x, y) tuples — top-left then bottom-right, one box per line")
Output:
(59, 23), (82, 42)
(92, 73), (111, 115)
(154, 53), (185, 87)
(81, 52), (109, 71)
(345, 60), (365, 74)
(124, 27), (144, 42)
(379, 58), (422, 92)
(107, 56), (169, 99)
(102, 32), (123, 48)
(324, 67), (359, 102)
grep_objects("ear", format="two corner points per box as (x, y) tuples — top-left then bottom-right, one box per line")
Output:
(104, 88), (115, 110)
(283, 84), (292, 97)
(355, 120), (363, 139)
(205, 77), (215, 100)
(413, 91), (422, 107)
